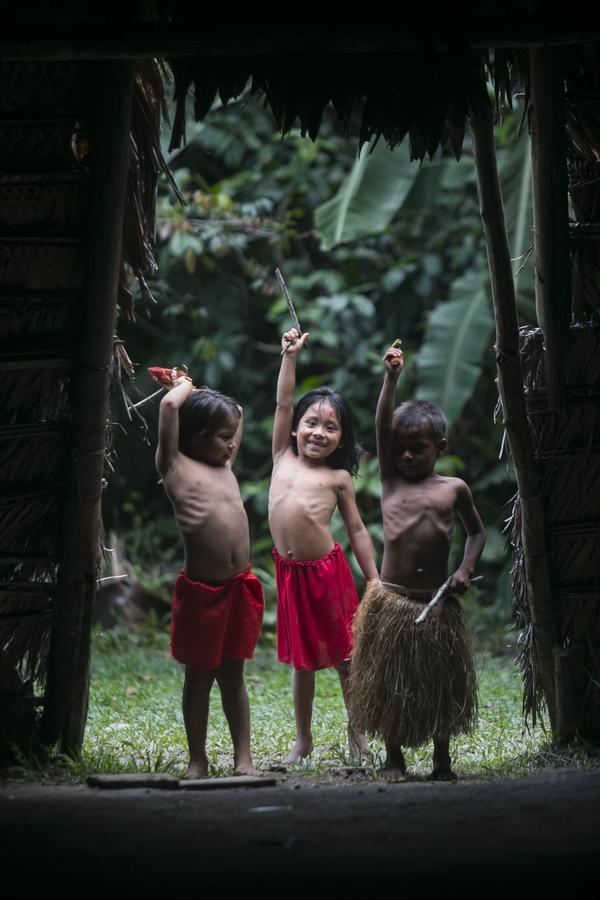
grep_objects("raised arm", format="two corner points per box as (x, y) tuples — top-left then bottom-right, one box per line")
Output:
(450, 480), (486, 594)
(338, 472), (379, 585)
(375, 347), (404, 481)
(272, 328), (309, 461)
(156, 373), (193, 477)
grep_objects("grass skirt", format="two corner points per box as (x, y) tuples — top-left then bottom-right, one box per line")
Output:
(348, 582), (477, 748)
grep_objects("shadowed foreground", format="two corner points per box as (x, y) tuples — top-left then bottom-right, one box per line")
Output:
(1, 768), (599, 896)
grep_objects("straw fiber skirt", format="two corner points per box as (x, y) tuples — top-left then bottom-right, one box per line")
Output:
(348, 581), (477, 748)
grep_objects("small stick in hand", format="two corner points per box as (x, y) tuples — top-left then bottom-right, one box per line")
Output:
(276, 268), (303, 354)
(415, 575), (483, 625)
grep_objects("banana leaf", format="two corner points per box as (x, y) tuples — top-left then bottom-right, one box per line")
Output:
(315, 139), (421, 250)
(498, 129), (535, 322)
(416, 268), (494, 426)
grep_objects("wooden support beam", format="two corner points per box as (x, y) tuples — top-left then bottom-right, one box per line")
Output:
(469, 101), (558, 729)
(529, 45), (571, 412)
(554, 643), (586, 742)
(0, 22), (598, 60)
(40, 61), (134, 752)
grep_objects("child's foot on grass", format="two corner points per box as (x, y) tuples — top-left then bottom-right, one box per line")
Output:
(427, 766), (457, 782)
(233, 760), (262, 777)
(348, 725), (371, 763)
(381, 765), (407, 783)
(283, 739), (313, 765)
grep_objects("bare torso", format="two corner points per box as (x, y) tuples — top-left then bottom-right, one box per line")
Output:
(268, 450), (342, 560)
(381, 473), (463, 588)
(163, 453), (249, 582)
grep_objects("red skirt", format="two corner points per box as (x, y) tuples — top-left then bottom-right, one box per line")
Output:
(170, 566), (264, 670)
(273, 543), (359, 672)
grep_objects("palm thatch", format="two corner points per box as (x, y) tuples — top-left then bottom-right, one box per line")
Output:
(0, 57), (170, 759)
(509, 323), (600, 733)
(167, 50), (492, 161)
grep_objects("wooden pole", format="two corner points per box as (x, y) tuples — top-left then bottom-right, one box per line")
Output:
(40, 61), (134, 751)
(469, 101), (558, 729)
(0, 23), (598, 59)
(529, 45), (571, 412)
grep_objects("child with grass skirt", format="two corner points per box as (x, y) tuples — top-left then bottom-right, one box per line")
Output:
(348, 345), (485, 781)
(269, 329), (379, 765)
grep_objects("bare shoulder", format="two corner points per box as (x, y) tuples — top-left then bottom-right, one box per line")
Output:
(444, 476), (476, 508)
(164, 453), (210, 493)
(336, 468), (355, 493)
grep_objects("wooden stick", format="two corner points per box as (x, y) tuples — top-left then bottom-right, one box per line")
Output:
(276, 268), (302, 354)
(415, 576), (482, 624)
(0, 24), (598, 61)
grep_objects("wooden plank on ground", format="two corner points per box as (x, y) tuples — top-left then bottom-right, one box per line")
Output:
(180, 775), (277, 790)
(87, 773), (180, 790)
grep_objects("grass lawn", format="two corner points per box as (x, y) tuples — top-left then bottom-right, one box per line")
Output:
(55, 612), (599, 782)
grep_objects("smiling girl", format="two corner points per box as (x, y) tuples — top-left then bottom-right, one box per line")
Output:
(268, 329), (379, 764)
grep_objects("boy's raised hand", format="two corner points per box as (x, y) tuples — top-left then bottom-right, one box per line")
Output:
(383, 347), (404, 377)
(281, 328), (309, 356)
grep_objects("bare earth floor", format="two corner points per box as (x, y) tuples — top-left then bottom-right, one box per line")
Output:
(1, 768), (599, 898)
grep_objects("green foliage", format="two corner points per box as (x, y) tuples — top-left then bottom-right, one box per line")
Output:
(50, 629), (599, 781)
(416, 268), (494, 426)
(106, 92), (534, 618)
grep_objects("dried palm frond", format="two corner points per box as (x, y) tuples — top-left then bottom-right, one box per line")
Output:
(0, 424), (69, 487)
(0, 240), (83, 292)
(348, 583), (477, 747)
(0, 173), (85, 233)
(509, 323), (600, 726)
(0, 292), (80, 341)
(0, 366), (70, 424)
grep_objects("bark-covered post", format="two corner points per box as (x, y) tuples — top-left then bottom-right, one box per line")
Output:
(40, 61), (134, 752)
(469, 101), (558, 729)
(529, 45), (571, 412)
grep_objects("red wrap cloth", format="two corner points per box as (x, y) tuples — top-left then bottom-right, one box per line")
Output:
(273, 542), (359, 672)
(170, 566), (264, 669)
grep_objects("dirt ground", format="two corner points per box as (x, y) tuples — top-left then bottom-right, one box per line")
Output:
(1, 767), (599, 898)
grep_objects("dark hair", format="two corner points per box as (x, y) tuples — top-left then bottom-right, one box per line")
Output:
(291, 387), (361, 476)
(178, 387), (240, 456)
(392, 400), (447, 441)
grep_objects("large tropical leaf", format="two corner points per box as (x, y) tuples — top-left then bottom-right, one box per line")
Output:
(315, 139), (472, 249)
(498, 130), (535, 321)
(315, 139), (421, 250)
(416, 268), (494, 426)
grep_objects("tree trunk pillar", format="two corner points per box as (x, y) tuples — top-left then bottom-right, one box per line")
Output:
(40, 61), (134, 752)
(529, 45), (571, 412)
(469, 101), (558, 729)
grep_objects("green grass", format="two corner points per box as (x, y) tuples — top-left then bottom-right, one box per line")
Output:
(37, 622), (596, 782)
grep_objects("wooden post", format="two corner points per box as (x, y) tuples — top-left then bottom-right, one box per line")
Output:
(40, 61), (134, 751)
(554, 643), (586, 742)
(529, 45), (571, 412)
(469, 101), (558, 729)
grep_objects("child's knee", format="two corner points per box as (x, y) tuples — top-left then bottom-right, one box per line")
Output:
(216, 657), (245, 689)
(184, 666), (215, 693)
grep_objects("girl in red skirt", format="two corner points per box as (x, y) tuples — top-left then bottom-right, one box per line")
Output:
(269, 329), (379, 764)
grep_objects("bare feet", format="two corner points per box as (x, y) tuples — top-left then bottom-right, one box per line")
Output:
(283, 739), (313, 765)
(348, 725), (371, 763)
(427, 766), (457, 782)
(382, 765), (407, 783)
(233, 760), (262, 777)
(185, 759), (208, 780)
